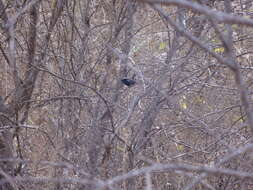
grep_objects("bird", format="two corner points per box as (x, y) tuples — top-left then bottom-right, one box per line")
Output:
(121, 78), (136, 87)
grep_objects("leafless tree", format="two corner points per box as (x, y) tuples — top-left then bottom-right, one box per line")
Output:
(1, 0), (253, 189)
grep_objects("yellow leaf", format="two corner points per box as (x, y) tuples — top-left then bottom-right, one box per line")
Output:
(116, 146), (125, 152)
(194, 95), (205, 104)
(179, 96), (187, 109)
(159, 42), (166, 50)
(232, 24), (238, 30)
(181, 102), (187, 109)
(236, 116), (245, 123)
(177, 144), (185, 151)
(179, 101), (187, 109)
(214, 47), (225, 53)
(232, 114), (246, 123)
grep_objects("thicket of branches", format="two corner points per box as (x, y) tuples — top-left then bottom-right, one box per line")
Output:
(1, 0), (253, 189)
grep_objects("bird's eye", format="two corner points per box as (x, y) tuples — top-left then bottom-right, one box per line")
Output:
(121, 78), (136, 87)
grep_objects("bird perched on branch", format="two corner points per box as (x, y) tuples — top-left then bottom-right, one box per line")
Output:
(121, 78), (136, 87)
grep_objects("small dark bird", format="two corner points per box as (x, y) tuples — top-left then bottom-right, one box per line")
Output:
(121, 78), (136, 87)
